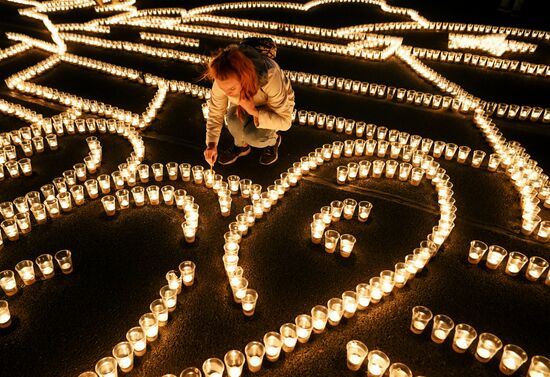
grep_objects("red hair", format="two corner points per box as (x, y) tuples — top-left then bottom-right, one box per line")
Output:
(204, 45), (258, 119)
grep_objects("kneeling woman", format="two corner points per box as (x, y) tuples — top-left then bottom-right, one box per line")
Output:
(203, 43), (295, 166)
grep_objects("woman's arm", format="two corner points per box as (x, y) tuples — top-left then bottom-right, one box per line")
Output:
(205, 80), (229, 146)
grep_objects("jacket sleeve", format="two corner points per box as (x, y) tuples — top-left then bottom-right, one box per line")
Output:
(205, 80), (228, 146)
(256, 65), (295, 131)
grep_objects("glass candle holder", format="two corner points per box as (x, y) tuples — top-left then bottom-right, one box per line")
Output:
(537, 220), (550, 242)
(379, 270), (395, 295)
(137, 164), (150, 183)
(475, 333), (503, 362)
(330, 200), (344, 221)
(94, 357), (117, 377)
(411, 306), (433, 334)
(393, 263), (408, 288)
(218, 196), (232, 217)
(161, 185), (175, 205)
(452, 323), (477, 353)
(311, 305), (328, 333)
(525, 256), (548, 281)
(295, 314), (313, 343)
(342, 290), (357, 318)
(486, 245), (508, 269)
(230, 276), (247, 303)
(263, 332), (283, 362)
(166, 270), (182, 294)
(431, 314), (455, 343)
(166, 162), (178, 181)
(179, 367), (201, 377)
(36, 253), (55, 279)
(310, 220), (324, 244)
(367, 350), (390, 377)
(150, 299), (168, 327)
(192, 165), (204, 185)
(327, 297), (344, 326)
(178, 261), (196, 287)
(126, 326), (146, 356)
(499, 344), (528, 375)
(140, 312), (158, 341)
(101, 195), (116, 216)
(369, 277), (383, 304)
(0, 270), (18, 296)
(224, 350), (245, 377)
(0, 300), (10, 328)
(320, 206), (332, 226)
(357, 201), (373, 222)
(346, 340), (368, 371)
(112, 341), (134, 373)
(84, 179), (99, 199)
(15, 260), (36, 285)
(227, 175), (240, 194)
(505, 251), (528, 276)
(181, 222), (196, 244)
(70, 185), (85, 206)
(371, 160), (385, 178)
(15, 212), (31, 234)
(343, 198), (357, 220)
(147, 186), (160, 205)
(245, 341), (265, 372)
(339, 234), (356, 257)
(74, 163), (87, 182)
(202, 358), (224, 377)
(151, 163), (164, 181)
(55, 249), (73, 274)
(279, 323), (298, 352)
(527, 355), (550, 377)
(389, 363), (412, 377)
(160, 285), (177, 312)
(359, 160), (371, 178)
(325, 229), (340, 253)
(241, 289), (258, 317)
(239, 179), (252, 198)
(468, 240), (488, 264)
(131, 186), (145, 207)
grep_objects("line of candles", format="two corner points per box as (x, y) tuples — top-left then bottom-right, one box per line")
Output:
(468, 240), (550, 284)
(0, 250), (73, 329)
(448, 33), (537, 57)
(94, 0), (135, 13)
(0, 42), (32, 62)
(410, 306), (548, 376)
(346, 340), (417, 377)
(139, 32), (200, 48)
(79, 260), (195, 377)
(0, 250), (73, 294)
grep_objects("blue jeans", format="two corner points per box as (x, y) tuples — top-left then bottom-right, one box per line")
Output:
(225, 106), (278, 148)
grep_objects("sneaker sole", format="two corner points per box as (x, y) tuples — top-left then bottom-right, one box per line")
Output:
(218, 147), (251, 165)
(259, 136), (281, 165)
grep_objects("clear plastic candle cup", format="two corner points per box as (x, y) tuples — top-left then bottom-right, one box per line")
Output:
(279, 323), (298, 352)
(179, 367), (201, 377)
(343, 198), (357, 220)
(36, 254), (55, 279)
(499, 344), (528, 375)
(327, 297), (344, 326)
(150, 299), (169, 326)
(486, 245), (507, 269)
(311, 305), (328, 333)
(15, 260), (36, 285)
(160, 285), (177, 311)
(55, 249), (73, 274)
(202, 358), (224, 377)
(244, 341), (265, 372)
(295, 314), (313, 343)
(0, 300), (11, 328)
(94, 357), (117, 377)
(126, 327), (147, 356)
(357, 201), (373, 222)
(389, 363), (412, 377)
(342, 291), (357, 318)
(263, 332), (283, 362)
(411, 306), (433, 334)
(139, 313), (158, 342)
(101, 195), (116, 216)
(431, 314), (455, 343)
(475, 333), (503, 362)
(241, 289), (258, 316)
(525, 256), (548, 281)
(527, 355), (550, 377)
(112, 341), (134, 373)
(452, 323), (477, 353)
(0, 270), (18, 296)
(505, 251), (528, 276)
(330, 200), (344, 221)
(346, 340), (368, 371)
(367, 350), (390, 377)
(224, 350), (245, 377)
(468, 240), (488, 264)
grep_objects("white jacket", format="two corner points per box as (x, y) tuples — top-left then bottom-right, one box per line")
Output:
(205, 53), (295, 146)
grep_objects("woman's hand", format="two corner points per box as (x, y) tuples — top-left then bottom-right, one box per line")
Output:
(238, 97), (259, 118)
(204, 144), (218, 166)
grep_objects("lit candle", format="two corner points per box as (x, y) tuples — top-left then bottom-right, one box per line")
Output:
(342, 291), (357, 318)
(139, 313), (158, 341)
(505, 251), (528, 276)
(112, 341), (134, 373)
(295, 314), (313, 343)
(475, 333), (503, 362)
(410, 306), (433, 334)
(327, 298), (344, 326)
(244, 341), (265, 372)
(525, 256), (548, 282)
(343, 198), (357, 220)
(55, 249), (73, 274)
(367, 350), (390, 377)
(160, 285), (177, 311)
(486, 245), (507, 269)
(346, 340), (368, 371)
(15, 260), (35, 285)
(263, 332), (283, 362)
(36, 254), (55, 279)
(150, 299), (168, 326)
(431, 314), (455, 344)
(241, 289), (258, 317)
(126, 327), (146, 356)
(468, 240), (488, 264)
(452, 324), (477, 353)
(279, 323), (298, 352)
(310, 221), (325, 244)
(527, 356), (550, 377)
(0, 300), (11, 328)
(94, 356), (117, 377)
(357, 201), (373, 222)
(101, 196), (116, 216)
(499, 344), (528, 375)
(311, 305), (328, 333)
